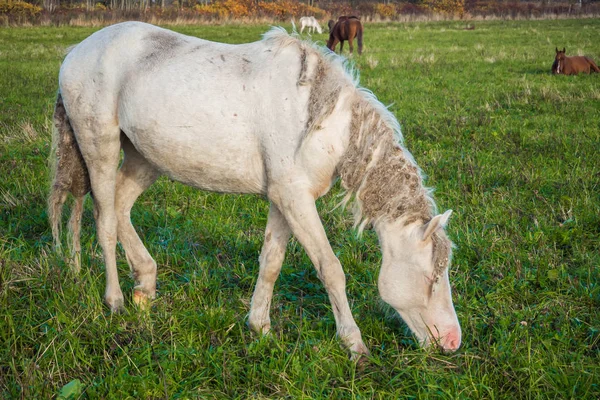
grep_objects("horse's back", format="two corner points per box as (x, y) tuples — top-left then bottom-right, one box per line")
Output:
(583, 56), (600, 71)
(566, 56), (598, 74)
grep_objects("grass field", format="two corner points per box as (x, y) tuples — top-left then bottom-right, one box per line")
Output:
(1, 19), (599, 399)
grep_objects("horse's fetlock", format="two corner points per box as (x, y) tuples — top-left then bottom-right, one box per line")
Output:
(339, 328), (368, 356)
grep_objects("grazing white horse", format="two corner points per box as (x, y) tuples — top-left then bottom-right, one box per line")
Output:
(49, 22), (461, 356)
(299, 16), (323, 35)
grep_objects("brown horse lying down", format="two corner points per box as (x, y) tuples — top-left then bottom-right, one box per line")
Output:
(327, 16), (363, 55)
(552, 47), (600, 75)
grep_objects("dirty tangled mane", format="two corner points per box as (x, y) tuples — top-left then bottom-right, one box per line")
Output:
(263, 28), (437, 231)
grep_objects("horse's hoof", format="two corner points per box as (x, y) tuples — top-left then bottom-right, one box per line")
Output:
(248, 319), (271, 335)
(349, 342), (370, 360)
(133, 290), (151, 310)
(105, 293), (125, 313)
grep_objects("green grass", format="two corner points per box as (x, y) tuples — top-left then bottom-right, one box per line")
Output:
(1, 19), (599, 398)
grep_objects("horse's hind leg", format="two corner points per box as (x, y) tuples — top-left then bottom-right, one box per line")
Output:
(71, 120), (123, 311)
(348, 37), (354, 55)
(116, 135), (160, 308)
(249, 203), (291, 334)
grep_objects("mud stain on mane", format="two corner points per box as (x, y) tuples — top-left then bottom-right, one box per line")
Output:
(338, 97), (433, 226)
(294, 45), (344, 137)
(431, 231), (451, 277)
(305, 58), (342, 135)
(339, 97), (451, 278)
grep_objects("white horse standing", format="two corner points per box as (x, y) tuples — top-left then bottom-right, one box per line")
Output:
(49, 22), (461, 356)
(299, 16), (323, 35)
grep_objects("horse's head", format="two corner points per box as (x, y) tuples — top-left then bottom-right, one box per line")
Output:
(554, 47), (566, 74)
(375, 210), (461, 352)
(328, 19), (335, 34)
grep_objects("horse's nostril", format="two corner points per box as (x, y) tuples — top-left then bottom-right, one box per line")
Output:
(446, 339), (459, 351)
(440, 331), (461, 352)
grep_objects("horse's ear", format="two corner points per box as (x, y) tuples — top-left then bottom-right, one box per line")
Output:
(556, 47), (559, 53)
(421, 210), (452, 241)
(563, 47), (566, 53)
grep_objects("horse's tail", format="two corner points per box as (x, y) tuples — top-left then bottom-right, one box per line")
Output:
(48, 91), (91, 272)
(587, 57), (600, 73)
(357, 25), (364, 55)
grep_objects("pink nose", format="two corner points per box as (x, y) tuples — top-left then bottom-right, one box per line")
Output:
(439, 330), (461, 352)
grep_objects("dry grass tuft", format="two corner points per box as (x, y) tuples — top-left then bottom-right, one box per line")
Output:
(1, 189), (19, 208)
(412, 53), (436, 64)
(366, 56), (379, 70)
(540, 85), (564, 102)
(2, 121), (41, 144)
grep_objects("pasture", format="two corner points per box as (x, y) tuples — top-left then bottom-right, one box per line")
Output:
(1, 19), (599, 398)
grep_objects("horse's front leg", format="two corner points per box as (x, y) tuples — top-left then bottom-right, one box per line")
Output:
(249, 203), (291, 334)
(268, 186), (369, 357)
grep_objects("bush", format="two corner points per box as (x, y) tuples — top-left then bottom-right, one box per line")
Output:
(193, 0), (324, 20)
(374, 3), (395, 18)
(0, 0), (42, 18)
(397, 2), (428, 16)
(257, 0), (324, 20)
(423, 0), (465, 16)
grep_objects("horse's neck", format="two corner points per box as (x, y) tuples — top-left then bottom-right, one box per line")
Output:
(338, 99), (433, 225)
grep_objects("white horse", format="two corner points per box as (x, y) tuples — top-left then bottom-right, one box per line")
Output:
(49, 22), (461, 356)
(299, 16), (323, 35)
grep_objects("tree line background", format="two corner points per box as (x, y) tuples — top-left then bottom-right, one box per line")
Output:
(1, 0), (600, 28)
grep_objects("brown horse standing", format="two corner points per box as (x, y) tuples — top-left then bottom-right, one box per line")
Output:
(552, 47), (600, 75)
(327, 16), (363, 55)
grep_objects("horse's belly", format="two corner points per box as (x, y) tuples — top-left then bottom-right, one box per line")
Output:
(125, 124), (267, 194)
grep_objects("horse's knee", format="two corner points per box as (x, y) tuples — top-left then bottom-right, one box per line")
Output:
(258, 264), (282, 284)
(317, 256), (346, 287)
(136, 257), (157, 276)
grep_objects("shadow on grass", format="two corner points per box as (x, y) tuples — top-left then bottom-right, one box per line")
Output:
(524, 67), (553, 75)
